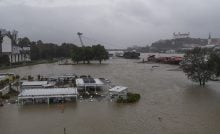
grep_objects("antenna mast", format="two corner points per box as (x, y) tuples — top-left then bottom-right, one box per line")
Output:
(77, 32), (84, 46)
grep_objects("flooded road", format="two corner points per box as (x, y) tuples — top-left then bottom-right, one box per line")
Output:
(1, 57), (220, 134)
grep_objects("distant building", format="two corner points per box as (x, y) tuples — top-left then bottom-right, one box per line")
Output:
(0, 29), (30, 63)
(165, 49), (176, 54)
(173, 32), (190, 39)
(207, 33), (220, 46)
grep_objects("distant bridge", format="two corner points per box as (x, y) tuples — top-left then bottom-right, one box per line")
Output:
(107, 49), (126, 51)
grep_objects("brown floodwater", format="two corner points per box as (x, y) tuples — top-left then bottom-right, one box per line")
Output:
(0, 56), (220, 134)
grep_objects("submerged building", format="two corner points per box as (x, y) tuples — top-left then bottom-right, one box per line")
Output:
(18, 88), (78, 105)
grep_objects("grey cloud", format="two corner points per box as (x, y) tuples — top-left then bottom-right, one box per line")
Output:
(0, 0), (220, 48)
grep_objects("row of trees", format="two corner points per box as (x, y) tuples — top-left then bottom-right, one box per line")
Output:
(71, 44), (109, 64)
(181, 47), (220, 86)
(18, 37), (78, 60)
(18, 37), (109, 64)
(1, 30), (110, 65)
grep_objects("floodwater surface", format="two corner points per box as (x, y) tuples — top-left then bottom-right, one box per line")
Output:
(0, 57), (220, 134)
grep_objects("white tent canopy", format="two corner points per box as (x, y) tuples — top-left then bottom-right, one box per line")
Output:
(109, 86), (128, 93)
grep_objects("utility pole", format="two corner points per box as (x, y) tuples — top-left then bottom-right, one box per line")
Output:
(77, 32), (84, 46)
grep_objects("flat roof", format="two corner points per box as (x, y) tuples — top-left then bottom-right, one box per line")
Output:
(22, 81), (48, 86)
(76, 78), (104, 87)
(109, 86), (127, 93)
(18, 88), (78, 98)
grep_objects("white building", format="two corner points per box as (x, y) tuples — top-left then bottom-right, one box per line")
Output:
(165, 49), (176, 54)
(0, 29), (31, 63)
(18, 88), (78, 105)
(207, 33), (220, 46)
(173, 32), (190, 39)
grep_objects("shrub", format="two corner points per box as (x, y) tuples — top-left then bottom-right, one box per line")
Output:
(117, 92), (140, 103)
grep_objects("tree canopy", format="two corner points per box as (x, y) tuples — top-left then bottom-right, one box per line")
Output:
(17, 38), (78, 61)
(1, 32), (109, 65)
(92, 44), (109, 64)
(181, 47), (220, 86)
(18, 37), (31, 47)
(71, 44), (108, 64)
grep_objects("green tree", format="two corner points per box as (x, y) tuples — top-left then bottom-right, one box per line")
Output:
(71, 46), (83, 64)
(92, 44), (108, 64)
(57, 43), (77, 58)
(18, 37), (31, 47)
(181, 47), (215, 86)
(84, 46), (94, 64)
(30, 43), (40, 60)
(208, 49), (220, 78)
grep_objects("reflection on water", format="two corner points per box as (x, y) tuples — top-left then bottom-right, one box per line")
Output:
(0, 57), (220, 134)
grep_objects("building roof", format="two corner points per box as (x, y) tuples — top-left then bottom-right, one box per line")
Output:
(22, 81), (48, 86)
(109, 86), (128, 93)
(76, 78), (104, 87)
(18, 88), (78, 97)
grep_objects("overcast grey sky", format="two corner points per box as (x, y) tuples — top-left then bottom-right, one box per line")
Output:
(0, 0), (220, 48)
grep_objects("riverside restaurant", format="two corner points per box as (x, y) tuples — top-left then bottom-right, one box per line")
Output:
(18, 88), (78, 105)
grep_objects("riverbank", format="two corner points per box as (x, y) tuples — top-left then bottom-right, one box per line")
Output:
(0, 59), (58, 70)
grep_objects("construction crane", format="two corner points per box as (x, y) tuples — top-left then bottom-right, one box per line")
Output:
(77, 32), (84, 46)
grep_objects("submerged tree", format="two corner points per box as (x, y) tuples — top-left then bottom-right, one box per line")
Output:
(71, 46), (83, 64)
(181, 47), (215, 86)
(92, 44), (109, 64)
(84, 46), (94, 64)
(208, 49), (220, 78)
(71, 44), (108, 64)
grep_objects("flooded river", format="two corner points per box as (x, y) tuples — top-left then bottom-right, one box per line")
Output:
(1, 57), (220, 134)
